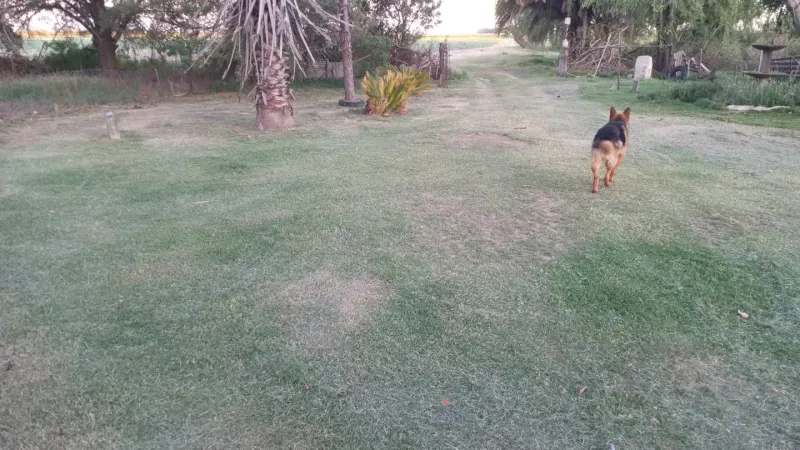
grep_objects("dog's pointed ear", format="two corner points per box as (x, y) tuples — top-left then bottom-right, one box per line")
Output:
(623, 107), (631, 120)
(609, 107), (617, 120)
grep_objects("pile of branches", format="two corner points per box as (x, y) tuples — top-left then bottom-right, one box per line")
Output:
(569, 31), (630, 73)
(389, 44), (441, 80)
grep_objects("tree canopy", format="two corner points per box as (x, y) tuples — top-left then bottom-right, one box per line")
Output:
(2, 0), (216, 69)
(356, 0), (442, 47)
(496, 0), (798, 48)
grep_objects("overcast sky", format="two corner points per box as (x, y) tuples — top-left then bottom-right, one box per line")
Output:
(30, 0), (498, 34)
(431, 0), (496, 34)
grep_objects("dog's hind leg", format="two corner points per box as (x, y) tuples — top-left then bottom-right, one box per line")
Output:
(609, 152), (624, 184)
(591, 157), (601, 193)
(604, 158), (616, 187)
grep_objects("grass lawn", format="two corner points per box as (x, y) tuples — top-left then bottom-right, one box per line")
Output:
(2, 46), (800, 449)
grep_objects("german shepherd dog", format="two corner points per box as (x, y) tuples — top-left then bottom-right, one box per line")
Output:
(591, 107), (630, 193)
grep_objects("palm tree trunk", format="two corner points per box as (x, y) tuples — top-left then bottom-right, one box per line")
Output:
(254, 41), (295, 131)
(340, 0), (358, 103)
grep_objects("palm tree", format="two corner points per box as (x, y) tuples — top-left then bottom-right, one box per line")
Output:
(207, 0), (331, 131)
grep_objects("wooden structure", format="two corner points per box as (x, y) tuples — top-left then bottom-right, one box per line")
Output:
(438, 43), (450, 87)
(557, 18), (570, 76)
(770, 56), (800, 76)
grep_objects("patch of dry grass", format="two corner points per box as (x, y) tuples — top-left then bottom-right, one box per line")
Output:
(276, 271), (391, 350)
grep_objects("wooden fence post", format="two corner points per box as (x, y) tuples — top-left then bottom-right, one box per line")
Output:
(438, 43), (450, 87)
(557, 18), (571, 77)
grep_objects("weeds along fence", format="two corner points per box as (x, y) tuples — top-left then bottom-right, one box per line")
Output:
(0, 67), (238, 120)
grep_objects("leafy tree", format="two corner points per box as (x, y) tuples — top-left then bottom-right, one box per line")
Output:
(787, 0), (800, 30)
(1, 15), (23, 54)
(785, 0), (800, 31)
(43, 38), (98, 70)
(495, 0), (587, 47)
(498, 0), (775, 49)
(763, 0), (800, 31)
(356, 0), (442, 47)
(3, 0), (217, 70)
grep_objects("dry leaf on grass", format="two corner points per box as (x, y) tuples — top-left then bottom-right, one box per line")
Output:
(578, 387), (587, 395)
(738, 310), (749, 319)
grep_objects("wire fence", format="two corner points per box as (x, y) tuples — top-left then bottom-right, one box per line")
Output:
(0, 67), (239, 121)
(0, 41), (453, 121)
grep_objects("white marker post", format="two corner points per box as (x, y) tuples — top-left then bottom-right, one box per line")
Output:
(105, 111), (120, 140)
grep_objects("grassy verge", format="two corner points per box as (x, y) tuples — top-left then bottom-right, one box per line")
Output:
(579, 74), (800, 128)
(0, 74), (140, 106)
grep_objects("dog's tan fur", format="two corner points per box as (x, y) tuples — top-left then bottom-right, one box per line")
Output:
(591, 107), (630, 194)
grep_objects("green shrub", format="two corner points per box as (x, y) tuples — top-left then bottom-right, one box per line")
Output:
(209, 79), (242, 92)
(43, 39), (98, 71)
(352, 33), (392, 77)
(638, 92), (660, 101)
(449, 70), (468, 81)
(362, 65), (431, 116)
(692, 98), (723, 110)
(292, 78), (346, 89)
(668, 77), (800, 107)
(516, 54), (556, 67)
(118, 58), (168, 70)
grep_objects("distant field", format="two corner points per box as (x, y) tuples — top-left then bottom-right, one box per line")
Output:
(22, 34), (506, 58)
(22, 37), (174, 62)
(420, 34), (505, 50)
(21, 38), (91, 57)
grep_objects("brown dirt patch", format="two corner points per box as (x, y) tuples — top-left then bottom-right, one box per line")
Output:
(640, 117), (800, 170)
(672, 356), (725, 391)
(277, 271), (390, 349)
(2, 101), (249, 155)
(404, 191), (567, 263)
(0, 334), (66, 448)
(0, 340), (51, 386)
(691, 211), (770, 243)
(450, 132), (527, 148)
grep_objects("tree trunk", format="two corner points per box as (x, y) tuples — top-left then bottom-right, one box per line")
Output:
(339, 0), (358, 103)
(93, 31), (119, 70)
(254, 44), (295, 131)
(655, 6), (671, 73)
(788, 0), (800, 32)
(580, 8), (588, 47)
